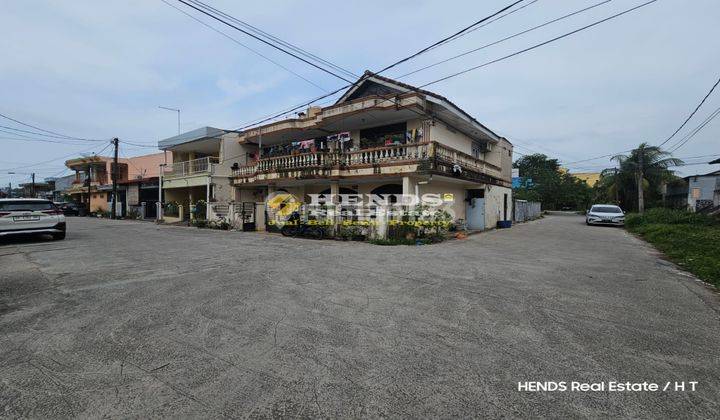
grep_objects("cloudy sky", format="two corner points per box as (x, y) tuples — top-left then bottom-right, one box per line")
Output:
(1, 0), (719, 186)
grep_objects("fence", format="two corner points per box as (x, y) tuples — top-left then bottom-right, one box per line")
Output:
(514, 200), (542, 222)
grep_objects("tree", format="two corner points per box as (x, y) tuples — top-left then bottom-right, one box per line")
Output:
(513, 154), (592, 210)
(610, 143), (683, 213)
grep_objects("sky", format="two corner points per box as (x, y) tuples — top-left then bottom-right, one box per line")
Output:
(1, 0), (719, 187)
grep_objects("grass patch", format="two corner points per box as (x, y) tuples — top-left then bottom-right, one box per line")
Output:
(625, 209), (720, 287)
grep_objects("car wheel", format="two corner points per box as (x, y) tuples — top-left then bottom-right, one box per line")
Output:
(52, 232), (66, 240)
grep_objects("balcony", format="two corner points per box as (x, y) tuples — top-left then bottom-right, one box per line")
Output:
(164, 156), (219, 179)
(233, 142), (506, 186)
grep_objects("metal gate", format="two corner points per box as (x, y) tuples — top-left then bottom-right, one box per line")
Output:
(238, 201), (256, 231)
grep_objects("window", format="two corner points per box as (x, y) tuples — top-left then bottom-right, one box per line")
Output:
(691, 188), (701, 199)
(471, 141), (484, 158)
(360, 122), (407, 148)
(0, 200), (54, 211)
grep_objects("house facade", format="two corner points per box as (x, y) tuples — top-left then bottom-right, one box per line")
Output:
(158, 127), (234, 223)
(64, 152), (169, 216)
(18, 179), (54, 199)
(664, 167), (720, 212)
(227, 72), (513, 234)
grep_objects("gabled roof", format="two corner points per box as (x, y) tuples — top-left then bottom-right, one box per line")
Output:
(336, 71), (502, 142)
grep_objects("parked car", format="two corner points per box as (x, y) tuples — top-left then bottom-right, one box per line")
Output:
(586, 204), (625, 226)
(0, 198), (66, 240)
(55, 202), (79, 216)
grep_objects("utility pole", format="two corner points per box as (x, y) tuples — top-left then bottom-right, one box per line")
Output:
(111, 138), (119, 219)
(31, 173), (35, 197)
(158, 106), (181, 135)
(637, 150), (644, 214)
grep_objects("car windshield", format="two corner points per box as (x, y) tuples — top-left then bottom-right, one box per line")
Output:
(592, 206), (621, 213)
(0, 201), (54, 211)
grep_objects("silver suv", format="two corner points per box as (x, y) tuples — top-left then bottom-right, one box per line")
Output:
(0, 198), (66, 240)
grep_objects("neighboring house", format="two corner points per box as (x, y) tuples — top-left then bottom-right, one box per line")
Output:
(18, 180), (54, 199)
(664, 166), (720, 212)
(711, 158), (720, 207)
(158, 127), (233, 223)
(65, 153), (170, 215)
(229, 72), (514, 233)
(52, 174), (75, 202)
(572, 172), (601, 187)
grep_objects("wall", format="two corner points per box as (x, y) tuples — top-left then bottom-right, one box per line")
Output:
(123, 152), (170, 179)
(429, 120), (472, 155)
(484, 185), (512, 229)
(687, 175), (718, 210)
(126, 184), (139, 206)
(221, 133), (255, 167)
(90, 192), (109, 213)
(514, 200), (542, 222)
(497, 138), (513, 182)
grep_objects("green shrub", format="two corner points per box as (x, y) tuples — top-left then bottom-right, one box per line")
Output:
(625, 208), (720, 286)
(191, 219), (208, 228)
(192, 200), (207, 220)
(164, 202), (179, 217)
(625, 208), (717, 228)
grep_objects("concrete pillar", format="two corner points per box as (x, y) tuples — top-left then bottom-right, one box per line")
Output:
(206, 176), (211, 220)
(402, 176), (414, 196)
(330, 181), (340, 235)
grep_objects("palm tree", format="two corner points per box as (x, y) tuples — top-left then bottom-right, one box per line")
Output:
(597, 168), (622, 204)
(611, 143), (683, 213)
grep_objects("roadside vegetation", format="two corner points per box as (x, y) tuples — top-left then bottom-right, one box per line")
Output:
(513, 154), (593, 211)
(625, 208), (720, 286)
(594, 143), (683, 212)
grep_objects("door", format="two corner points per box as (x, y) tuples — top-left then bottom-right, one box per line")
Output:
(465, 189), (485, 230)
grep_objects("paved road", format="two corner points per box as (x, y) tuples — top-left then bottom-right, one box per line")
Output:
(1, 215), (718, 418)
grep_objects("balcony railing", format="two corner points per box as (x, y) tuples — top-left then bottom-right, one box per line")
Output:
(230, 141), (506, 184)
(164, 156), (219, 179)
(71, 175), (107, 186)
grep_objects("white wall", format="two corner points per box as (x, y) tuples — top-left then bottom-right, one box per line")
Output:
(484, 185), (512, 228)
(429, 120), (472, 155)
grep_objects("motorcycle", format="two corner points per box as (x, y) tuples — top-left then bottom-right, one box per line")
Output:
(280, 212), (325, 239)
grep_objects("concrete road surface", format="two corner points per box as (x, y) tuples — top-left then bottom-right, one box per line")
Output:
(1, 215), (718, 417)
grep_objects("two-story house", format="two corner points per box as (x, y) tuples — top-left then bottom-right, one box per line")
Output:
(228, 72), (513, 234)
(64, 152), (168, 216)
(158, 127), (234, 222)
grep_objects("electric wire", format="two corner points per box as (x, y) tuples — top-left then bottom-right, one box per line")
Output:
(175, 0), (354, 83)
(160, 0), (327, 91)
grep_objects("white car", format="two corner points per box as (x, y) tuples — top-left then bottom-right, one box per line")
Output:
(0, 198), (66, 240)
(586, 204), (625, 226)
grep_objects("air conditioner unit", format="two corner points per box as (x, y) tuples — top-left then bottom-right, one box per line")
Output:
(472, 140), (492, 155)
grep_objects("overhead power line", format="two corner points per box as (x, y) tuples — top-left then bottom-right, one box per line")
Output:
(669, 105), (720, 153)
(375, 0), (527, 75)
(0, 112), (106, 142)
(160, 0), (327, 91)
(658, 75), (720, 147)
(186, 0), (358, 80)
(0, 141), (111, 173)
(436, 0), (542, 47)
(417, 0), (659, 89)
(226, 0), (539, 131)
(175, 0), (354, 83)
(399, 0), (614, 79)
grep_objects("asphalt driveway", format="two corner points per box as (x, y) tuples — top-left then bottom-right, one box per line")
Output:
(1, 215), (718, 417)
